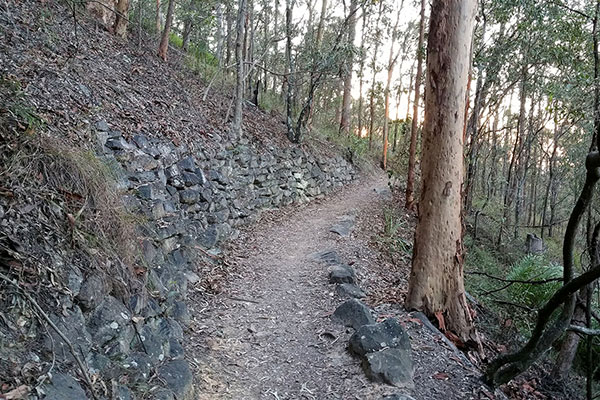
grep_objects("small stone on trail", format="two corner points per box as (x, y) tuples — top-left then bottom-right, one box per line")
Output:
(330, 215), (355, 237)
(336, 283), (366, 298)
(349, 318), (411, 357)
(363, 348), (414, 388)
(332, 298), (375, 330)
(329, 265), (356, 284)
(310, 249), (341, 265)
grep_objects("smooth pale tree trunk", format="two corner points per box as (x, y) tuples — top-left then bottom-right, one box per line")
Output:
(157, 0), (175, 60)
(339, 0), (358, 135)
(405, 0), (426, 209)
(225, 2), (235, 67)
(307, 0), (328, 130)
(382, 3), (403, 169)
(216, 2), (225, 66)
(368, 1), (384, 149)
(232, 0), (248, 138)
(406, 0), (478, 343)
(155, 0), (162, 33)
(357, 9), (368, 136)
(113, 0), (129, 38)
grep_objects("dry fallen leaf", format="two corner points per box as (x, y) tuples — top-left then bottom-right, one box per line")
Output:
(432, 372), (449, 380)
(1, 384), (31, 400)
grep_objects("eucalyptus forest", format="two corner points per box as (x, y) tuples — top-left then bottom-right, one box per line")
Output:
(1, 0), (600, 399)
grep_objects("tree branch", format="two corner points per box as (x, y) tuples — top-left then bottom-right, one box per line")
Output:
(568, 325), (600, 336)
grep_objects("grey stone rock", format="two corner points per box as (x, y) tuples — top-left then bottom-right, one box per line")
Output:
(137, 184), (155, 200)
(165, 164), (180, 179)
(332, 299), (375, 330)
(168, 337), (185, 360)
(349, 318), (410, 357)
(336, 283), (366, 298)
(44, 306), (92, 363)
(181, 171), (202, 187)
(42, 373), (88, 400)
(115, 385), (135, 400)
(330, 215), (356, 237)
(88, 296), (134, 350)
(67, 265), (84, 296)
(120, 352), (153, 383)
(95, 120), (109, 131)
(382, 395), (416, 400)
(132, 133), (151, 149)
(179, 190), (199, 204)
(177, 156), (196, 172)
(329, 265), (356, 284)
(363, 348), (414, 388)
(106, 137), (130, 151)
(310, 249), (341, 266)
(158, 360), (194, 400)
(151, 389), (175, 400)
(77, 273), (110, 310)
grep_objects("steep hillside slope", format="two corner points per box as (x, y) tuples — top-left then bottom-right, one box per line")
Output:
(0, 2), (356, 399)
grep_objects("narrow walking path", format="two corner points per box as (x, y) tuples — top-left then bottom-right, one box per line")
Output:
(186, 173), (397, 399)
(185, 174), (493, 400)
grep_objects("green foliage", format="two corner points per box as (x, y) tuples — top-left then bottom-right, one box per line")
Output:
(169, 32), (183, 48)
(378, 206), (412, 264)
(506, 255), (563, 309)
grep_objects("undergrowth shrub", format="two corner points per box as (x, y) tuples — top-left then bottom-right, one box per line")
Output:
(506, 255), (563, 308)
(377, 206), (412, 264)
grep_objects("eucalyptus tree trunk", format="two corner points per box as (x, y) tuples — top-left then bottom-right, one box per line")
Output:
(407, 0), (478, 343)
(215, 2), (225, 65)
(225, 2), (235, 67)
(405, 0), (426, 209)
(382, 2), (404, 169)
(339, 0), (359, 136)
(232, 0), (248, 138)
(113, 0), (130, 38)
(157, 0), (175, 60)
(368, 1), (384, 150)
(155, 0), (162, 33)
(357, 8), (368, 135)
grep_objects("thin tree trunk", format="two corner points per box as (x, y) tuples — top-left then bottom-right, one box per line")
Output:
(407, 0), (478, 343)
(232, 0), (248, 138)
(225, 2), (235, 68)
(339, 0), (359, 135)
(113, 0), (129, 38)
(368, 1), (384, 150)
(357, 8), (368, 136)
(382, 2), (403, 169)
(405, 0), (426, 209)
(216, 2), (225, 65)
(157, 0), (175, 60)
(155, 0), (162, 33)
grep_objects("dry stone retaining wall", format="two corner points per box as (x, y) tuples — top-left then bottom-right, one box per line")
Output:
(63, 122), (356, 399)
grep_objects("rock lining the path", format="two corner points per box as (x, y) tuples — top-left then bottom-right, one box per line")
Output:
(329, 265), (357, 284)
(310, 249), (342, 265)
(336, 282), (366, 298)
(332, 298), (375, 330)
(349, 318), (411, 357)
(364, 348), (414, 388)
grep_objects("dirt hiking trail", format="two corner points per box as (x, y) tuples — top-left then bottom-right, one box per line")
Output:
(185, 173), (487, 400)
